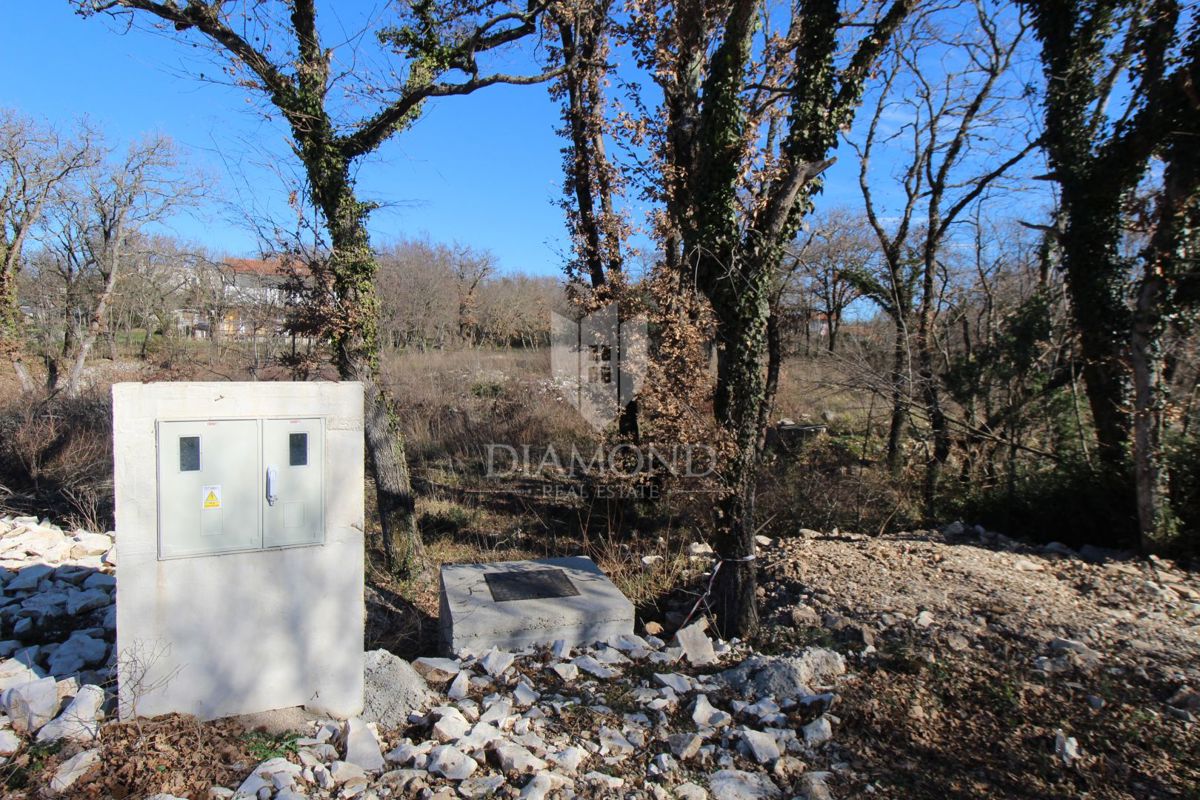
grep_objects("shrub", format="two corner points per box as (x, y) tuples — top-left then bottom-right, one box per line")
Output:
(0, 392), (114, 531)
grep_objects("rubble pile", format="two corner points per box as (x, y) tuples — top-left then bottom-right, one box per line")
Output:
(209, 627), (847, 800)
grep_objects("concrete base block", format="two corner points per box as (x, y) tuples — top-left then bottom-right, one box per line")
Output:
(439, 557), (634, 656)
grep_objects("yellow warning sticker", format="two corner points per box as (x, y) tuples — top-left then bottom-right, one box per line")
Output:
(202, 485), (222, 510)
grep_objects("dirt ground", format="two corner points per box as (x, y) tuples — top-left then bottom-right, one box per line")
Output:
(755, 527), (1200, 799)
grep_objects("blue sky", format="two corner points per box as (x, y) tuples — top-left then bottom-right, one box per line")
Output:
(4, 2), (574, 274)
(3, 2), (1047, 278)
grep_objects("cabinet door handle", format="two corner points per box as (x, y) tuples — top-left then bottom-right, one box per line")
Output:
(266, 466), (279, 506)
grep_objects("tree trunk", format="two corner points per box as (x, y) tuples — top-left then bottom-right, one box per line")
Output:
(1131, 271), (1169, 552)
(0, 268), (34, 393)
(886, 322), (907, 473)
(707, 272), (769, 640)
(321, 177), (424, 576)
(1059, 204), (1132, 470)
(916, 255), (949, 519)
(66, 256), (121, 398)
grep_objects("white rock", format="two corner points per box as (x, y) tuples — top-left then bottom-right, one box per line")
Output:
(741, 728), (780, 763)
(493, 742), (547, 773)
(687, 543), (714, 557)
(342, 717), (385, 772)
(0, 728), (20, 756)
(550, 746), (587, 773)
(70, 532), (113, 558)
(448, 671), (471, 700)
(669, 732), (703, 760)
(6, 564), (53, 592)
(0, 660), (40, 691)
(328, 760), (366, 785)
(432, 707), (471, 742)
(802, 715), (833, 746)
(2, 676), (59, 734)
(708, 769), (780, 800)
(47, 632), (108, 675)
(479, 698), (512, 726)
(50, 748), (101, 792)
(236, 757), (303, 795)
(37, 684), (104, 743)
(676, 622), (717, 666)
(82, 572), (116, 591)
(651, 752), (677, 776)
(457, 721), (502, 753)
(65, 588), (111, 617)
(513, 682), (539, 707)
(592, 647), (632, 666)
(572, 655), (616, 678)
(427, 744), (477, 780)
(675, 782), (709, 800)
(584, 771), (625, 789)
(523, 772), (564, 800)
(384, 741), (426, 765)
(691, 694), (732, 728)
(915, 610), (935, 628)
(412, 657), (461, 682)
(479, 648), (515, 678)
(655, 673), (691, 693)
(599, 726), (635, 755)
(1055, 729), (1080, 765)
(550, 662), (578, 682)
(459, 775), (507, 798)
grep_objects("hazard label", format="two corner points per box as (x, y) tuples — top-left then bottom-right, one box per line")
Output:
(202, 485), (222, 510)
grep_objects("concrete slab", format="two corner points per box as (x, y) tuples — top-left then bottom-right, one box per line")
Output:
(439, 557), (634, 656)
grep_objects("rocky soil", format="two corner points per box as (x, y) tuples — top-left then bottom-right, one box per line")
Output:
(0, 514), (1196, 799)
(754, 525), (1200, 798)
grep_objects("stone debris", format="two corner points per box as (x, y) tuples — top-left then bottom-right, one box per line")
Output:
(741, 727), (781, 763)
(676, 620), (718, 665)
(341, 717), (385, 772)
(0, 513), (877, 797)
(361, 649), (433, 729)
(0, 516), (116, 699)
(708, 768), (782, 799)
(1054, 729), (1081, 766)
(174, 628), (850, 800)
(49, 747), (101, 792)
(2, 676), (60, 734)
(36, 683), (104, 742)
(413, 656), (461, 682)
(427, 743), (476, 780)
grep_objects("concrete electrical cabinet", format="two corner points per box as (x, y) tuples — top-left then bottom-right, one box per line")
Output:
(114, 382), (364, 721)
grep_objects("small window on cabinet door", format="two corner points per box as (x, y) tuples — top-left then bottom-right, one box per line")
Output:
(289, 432), (308, 466)
(179, 436), (200, 471)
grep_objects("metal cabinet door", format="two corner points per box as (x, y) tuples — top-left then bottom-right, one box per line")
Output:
(157, 419), (262, 558)
(262, 417), (324, 548)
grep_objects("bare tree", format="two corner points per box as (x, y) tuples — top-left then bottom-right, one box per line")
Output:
(75, 0), (563, 574)
(549, 0), (627, 297)
(40, 135), (192, 396)
(782, 209), (870, 353)
(848, 0), (1038, 511)
(0, 110), (94, 392)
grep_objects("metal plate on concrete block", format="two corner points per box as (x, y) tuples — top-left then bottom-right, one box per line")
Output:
(485, 568), (580, 602)
(439, 556), (634, 656)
